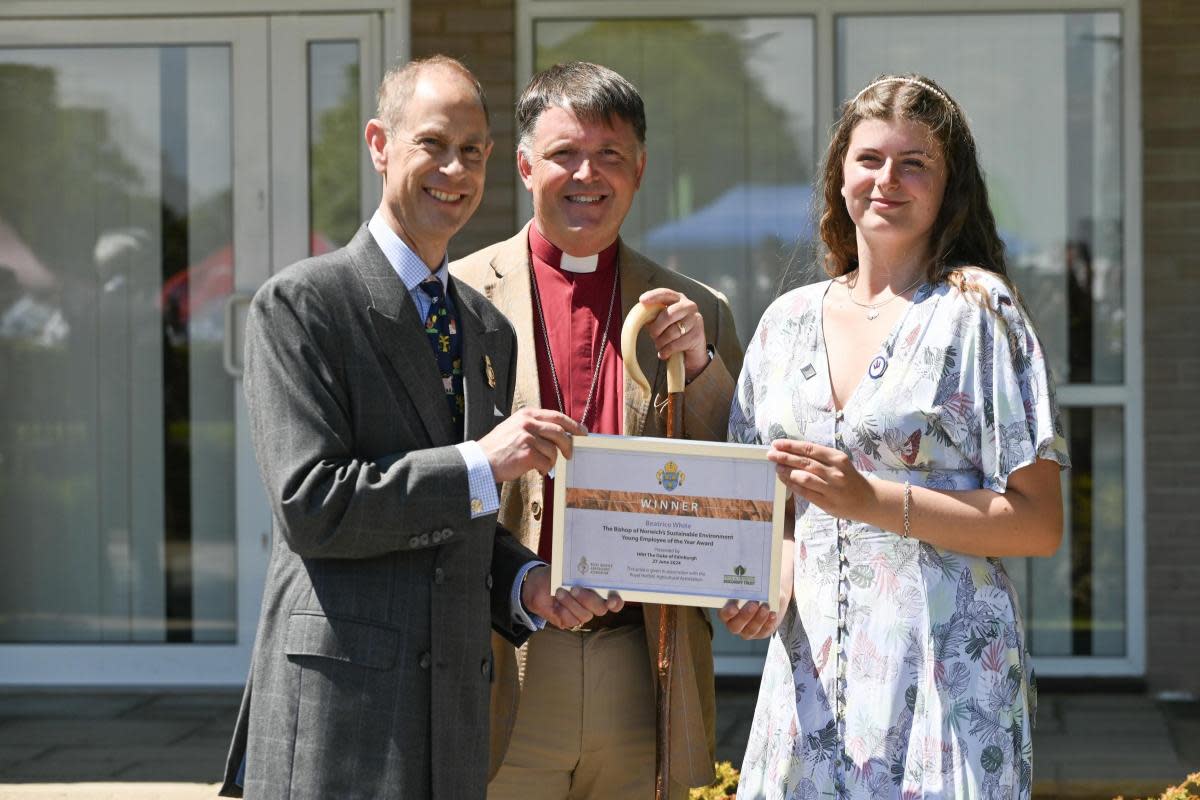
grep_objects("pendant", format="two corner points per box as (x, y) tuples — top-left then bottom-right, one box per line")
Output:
(866, 308), (880, 320)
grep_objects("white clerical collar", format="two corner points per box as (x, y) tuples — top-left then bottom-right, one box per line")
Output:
(528, 223), (617, 274)
(559, 252), (599, 273)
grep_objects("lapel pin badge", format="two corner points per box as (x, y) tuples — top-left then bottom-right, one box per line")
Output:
(868, 355), (888, 380)
(800, 364), (816, 380)
(484, 355), (496, 388)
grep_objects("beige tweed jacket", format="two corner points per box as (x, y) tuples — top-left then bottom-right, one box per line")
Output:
(452, 223), (744, 791)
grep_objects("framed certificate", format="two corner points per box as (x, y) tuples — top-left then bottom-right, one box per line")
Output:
(550, 434), (786, 608)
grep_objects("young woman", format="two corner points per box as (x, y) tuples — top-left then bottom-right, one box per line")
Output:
(726, 74), (1070, 798)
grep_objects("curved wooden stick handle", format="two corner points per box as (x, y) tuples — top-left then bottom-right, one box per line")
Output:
(621, 300), (684, 800)
(620, 302), (686, 395)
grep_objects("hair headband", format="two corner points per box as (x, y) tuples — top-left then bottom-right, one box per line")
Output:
(852, 77), (953, 107)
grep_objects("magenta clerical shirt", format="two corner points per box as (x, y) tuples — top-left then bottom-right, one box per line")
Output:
(528, 224), (622, 563)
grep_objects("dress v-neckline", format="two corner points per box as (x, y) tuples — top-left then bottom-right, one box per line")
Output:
(817, 278), (923, 414)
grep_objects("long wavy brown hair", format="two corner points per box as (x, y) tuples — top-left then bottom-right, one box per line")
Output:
(817, 73), (1010, 297)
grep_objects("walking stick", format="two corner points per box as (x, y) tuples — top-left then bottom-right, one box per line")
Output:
(621, 302), (685, 800)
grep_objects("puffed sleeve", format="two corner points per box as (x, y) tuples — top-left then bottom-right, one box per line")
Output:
(963, 276), (1071, 492)
(728, 298), (772, 446)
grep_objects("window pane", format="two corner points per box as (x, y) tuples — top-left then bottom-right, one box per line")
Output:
(309, 41), (360, 254)
(1004, 406), (1126, 657)
(534, 18), (816, 343)
(837, 12), (1124, 386)
(0, 46), (236, 643)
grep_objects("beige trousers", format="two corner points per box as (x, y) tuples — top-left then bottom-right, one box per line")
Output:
(488, 624), (688, 800)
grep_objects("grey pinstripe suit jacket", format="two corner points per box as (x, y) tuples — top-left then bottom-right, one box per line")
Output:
(220, 225), (535, 799)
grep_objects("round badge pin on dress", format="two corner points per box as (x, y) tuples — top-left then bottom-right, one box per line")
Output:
(868, 355), (888, 379)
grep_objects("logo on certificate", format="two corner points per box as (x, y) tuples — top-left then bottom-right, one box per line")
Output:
(574, 555), (610, 577)
(656, 460), (685, 492)
(723, 564), (757, 586)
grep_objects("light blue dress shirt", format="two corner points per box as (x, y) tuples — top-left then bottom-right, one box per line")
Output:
(367, 212), (544, 632)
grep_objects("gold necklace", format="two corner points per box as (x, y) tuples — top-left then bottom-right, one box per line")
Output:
(845, 273), (925, 320)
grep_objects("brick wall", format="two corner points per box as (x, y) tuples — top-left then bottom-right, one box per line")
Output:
(411, 0), (521, 258)
(1142, 0), (1200, 695)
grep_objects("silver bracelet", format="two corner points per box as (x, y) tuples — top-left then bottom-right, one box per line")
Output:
(902, 480), (912, 539)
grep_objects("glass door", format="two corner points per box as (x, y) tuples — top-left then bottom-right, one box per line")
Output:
(0, 13), (379, 684)
(0, 17), (269, 683)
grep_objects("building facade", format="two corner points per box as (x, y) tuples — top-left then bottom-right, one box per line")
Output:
(0, 0), (1195, 696)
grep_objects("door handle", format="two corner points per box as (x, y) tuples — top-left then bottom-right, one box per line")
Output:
(223, 292), (253, 378)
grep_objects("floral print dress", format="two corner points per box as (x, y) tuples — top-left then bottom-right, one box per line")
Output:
(731, 273), (1069, 800)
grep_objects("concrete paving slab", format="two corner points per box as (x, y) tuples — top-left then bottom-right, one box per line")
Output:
(28, 747), (225, 766)
(123, 694), (240, 721)
(713, 690), (755, 765)
(715, 721), (753, 765)
(1054, 693), (1158, 709)
(1169, 724), (1200, 766)
(1061, 708), (1173, 735)
(174, 729), (234, 749)
(1033, 777), (1171, 800)
(0, 721), (200, 749)
(1031, 710), (1065, 734)
(1163, 701), (1200, 766)
(1035, 731), (1179, 759)
(0, 696), (147, 721)
(168, 714), (235, 749)
(0, 750), (49, 772)
(0, 783), (221, 799)
(1054, 755), (1188, 784)
(0, 688), (1192, 799)
(0, 760), (126, 782)
(113, 761), (223, 782)
(133, 693), (239, 709)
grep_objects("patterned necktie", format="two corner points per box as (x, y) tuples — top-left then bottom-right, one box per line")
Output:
(419, 277), (464, 435)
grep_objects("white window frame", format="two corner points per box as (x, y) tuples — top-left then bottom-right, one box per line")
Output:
(517, 0), (1144, 678)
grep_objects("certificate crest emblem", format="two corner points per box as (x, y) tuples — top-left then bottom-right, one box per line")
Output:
(577, 556), (589, 575)
(656, 460), (685, 492)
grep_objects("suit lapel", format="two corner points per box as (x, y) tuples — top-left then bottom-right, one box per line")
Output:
(462, 227), (546, 554)
(451, 278), (502, 442)
(618, 242), (662, 436)
(348, 227), (456, 445)
(477, 226), (543, 416)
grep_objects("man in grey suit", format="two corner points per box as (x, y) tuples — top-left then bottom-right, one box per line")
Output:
(220, 56), (616, 800)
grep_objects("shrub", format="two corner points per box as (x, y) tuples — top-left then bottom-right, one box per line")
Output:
(690, 761), (740, 800)
(1114, 772), (1200, 800)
